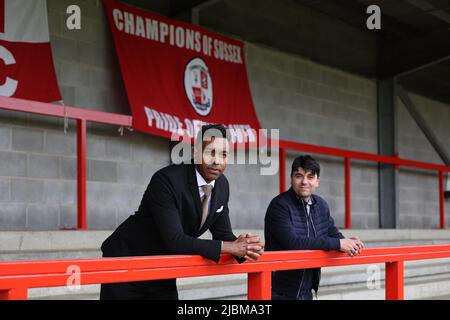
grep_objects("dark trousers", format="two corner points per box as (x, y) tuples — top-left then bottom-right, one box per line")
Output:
(100, 236), (179, 300)
(271, 289), (313, 300)
(100, 279), (179, 300)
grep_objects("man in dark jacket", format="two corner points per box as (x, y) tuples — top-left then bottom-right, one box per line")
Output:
(265, 155), (364, 300)
(100, 124), (264, 299)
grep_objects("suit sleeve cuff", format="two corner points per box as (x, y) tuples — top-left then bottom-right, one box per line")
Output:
(329, 237), (341, 251)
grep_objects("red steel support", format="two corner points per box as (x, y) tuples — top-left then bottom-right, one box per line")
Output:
(278, 139), (450, 173)
(279, 148), (286, 193)
(345, 157), (351, 229)
(0, 288), (28, 300)
(77, 119), (87, 230)
(385, 261), (404, 300)
(439, 171), (445, 229)
(248, 271), (271, 300)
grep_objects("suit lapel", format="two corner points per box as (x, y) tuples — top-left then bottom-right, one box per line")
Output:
(187, 164), (202, 223)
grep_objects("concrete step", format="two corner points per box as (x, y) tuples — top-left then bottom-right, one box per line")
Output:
(421, 293), (450, 300)
(28, 275), (248, 300)
(0, 250), (101, 261)
(30, 285), (100, 300)
(213, 273), (450, 300)
(318, 272), (450, 300)
(320, 258), (450, 286)
(37, 273), (450, 300)
(3, 229), (450, 254)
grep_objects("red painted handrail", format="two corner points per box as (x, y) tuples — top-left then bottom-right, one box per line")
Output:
(278, 139), (450, 173)
(277, 140), (449, 229)
(1, 245), (450, 300)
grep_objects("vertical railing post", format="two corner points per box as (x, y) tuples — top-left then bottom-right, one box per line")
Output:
(345, 157), (351, 229)
(77, 119), (87, 230)
(0, 287), (28, 300)
(439, 171), (445, 229)
(385, 261), (404, 300)
(248, 271), (271, 300)
(279, 147), (286, 193)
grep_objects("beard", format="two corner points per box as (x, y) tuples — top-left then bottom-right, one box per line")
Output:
(295, 187), (312, 198)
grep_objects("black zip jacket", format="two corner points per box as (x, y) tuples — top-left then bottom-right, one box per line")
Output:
(264, 187), (344, 297)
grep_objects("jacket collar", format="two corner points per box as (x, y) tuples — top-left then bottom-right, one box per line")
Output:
(288, 187), (317, 207)
(187, 163), (222, 234)
(187, 164), (202, 218)
(195, 168), (216, 189)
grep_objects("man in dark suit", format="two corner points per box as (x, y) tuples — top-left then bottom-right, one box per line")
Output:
(265, 155), (364, 300)
(100, 124), (264, 299)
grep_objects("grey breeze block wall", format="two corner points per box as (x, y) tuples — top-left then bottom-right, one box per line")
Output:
(0, 0), (449, 230)
(397, 94), (450, 228)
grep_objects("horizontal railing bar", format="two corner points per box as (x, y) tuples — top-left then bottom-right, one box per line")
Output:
(2, 250), (450, 289)
(1, 246), (450, 290)
(0, 255), (225, 276)
(65, 106), (132, 126)
(0, 97), (65, 117)
(278, 140), (450, 172)
(0, 97), (132, 127)
(1, 245), (450, 276)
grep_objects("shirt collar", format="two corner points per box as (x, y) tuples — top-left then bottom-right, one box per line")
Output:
(296, 194), (313, 206)
(195, 168), (215, 188)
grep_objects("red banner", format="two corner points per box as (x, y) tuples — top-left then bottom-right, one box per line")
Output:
(0, 0), (61, 102)
(0, 0), (4, 33)
(0, 41), (61, 101)
(103, 0), (261, 144)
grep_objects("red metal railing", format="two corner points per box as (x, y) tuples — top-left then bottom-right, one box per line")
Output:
(0, 96), (449, 230)
(278, 140), (450, 229)
(1, 245), (450, 300)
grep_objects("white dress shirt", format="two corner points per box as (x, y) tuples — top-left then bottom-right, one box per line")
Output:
(195, 168), (215, 210)
(305, 198), (313, 216)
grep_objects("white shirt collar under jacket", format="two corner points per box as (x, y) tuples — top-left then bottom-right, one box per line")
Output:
(195, 168), (215, 199)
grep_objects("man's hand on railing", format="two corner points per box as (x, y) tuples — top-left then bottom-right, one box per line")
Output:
(239, 233), (265, 262)
(222, 233), (265, 261)
(350, 236), (365, 254)
(339, 237), (364, 257)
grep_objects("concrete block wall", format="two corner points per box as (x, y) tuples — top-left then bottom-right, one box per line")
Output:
(47, 0), (129, 114)
(0, 0), (448, 230)
(0, 118), (169, 230)
(200, 0), (377, 76)
(398, 94), (450, 228)
(246, 43), (379, 229)
(0, 0), (171, 230)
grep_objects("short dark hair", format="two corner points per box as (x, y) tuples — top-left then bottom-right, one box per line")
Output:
(291, 155), (320, 177)
(195, 124), (229, 148)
